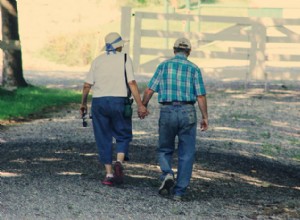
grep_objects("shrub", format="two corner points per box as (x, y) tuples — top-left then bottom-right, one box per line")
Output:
(39, 32), (100, 66)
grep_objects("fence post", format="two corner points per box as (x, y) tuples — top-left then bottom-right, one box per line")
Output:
(164, 0), (169, 49)
(121, 7), (132, 54)
(249, 20), (266, 85)
(185, 0), (191, 32)
(133, 12), (142, 73)
(198, 0), (202, 32)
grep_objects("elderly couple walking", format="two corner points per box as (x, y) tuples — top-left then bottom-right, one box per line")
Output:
(80, 32), (208, 201)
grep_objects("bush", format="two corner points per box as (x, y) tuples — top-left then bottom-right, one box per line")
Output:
(39, 32), (100, 66)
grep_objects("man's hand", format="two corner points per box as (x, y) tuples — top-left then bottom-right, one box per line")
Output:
(197, 95), (208, 131)
(200, 118), (208, 131)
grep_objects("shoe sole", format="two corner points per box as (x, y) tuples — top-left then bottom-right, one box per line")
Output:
(173, 196), (182, 201)
(159, 178), (174, 195)
(114, 163), (124, 184)
(101, 181), (114, 186)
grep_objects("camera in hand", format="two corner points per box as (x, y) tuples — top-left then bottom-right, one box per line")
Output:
(82, 113), (88, 127)
(82, 112), (92, 127)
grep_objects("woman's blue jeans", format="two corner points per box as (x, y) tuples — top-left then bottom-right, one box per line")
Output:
(158, 104), (197, 196)
(91, 97), (132, 165)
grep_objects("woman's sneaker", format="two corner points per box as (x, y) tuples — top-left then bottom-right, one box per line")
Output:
(102, 176), (114, 186)
(159, 173), (174, 195)
(113, 161), (124, 184)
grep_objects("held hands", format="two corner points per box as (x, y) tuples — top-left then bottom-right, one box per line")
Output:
(137, 105), (149, 119)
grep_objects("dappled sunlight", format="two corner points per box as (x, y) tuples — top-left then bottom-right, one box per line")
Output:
(193, 170), (231, 181)
(273, 101), (300, 106)
(55, 150), (77, 155)
(238, 118), (257, 122)
(271, 120), (300, 131)
(10, 159), (27, 164)
(133, 133), (159, 140)
(0, 138), (7, 143)
(214, 126), (246, 132)
(280, 130), (300, 138)
(220, 171), (297, 189)
(256, 153), (278, 160)
(45, 84), (81, 89)
(79, 153), (97, 157)
(199, 137), (261, 145)
(265, 89), (300, 96)
(216, 102), (230, 107)
(126, 174), (156, 180)
(292, 158), (300, 163)
(57, 171), (82, 176)
(230, 94), (249, 99)
(126, 163), (160, 172)
(0, 171), (23, 177)
(133, 130), (148, 135)
(230, 89), (266, 99)
(193, 167), (300, 190)
(224, 89), (245, 94)
(35, 157), (63, 162)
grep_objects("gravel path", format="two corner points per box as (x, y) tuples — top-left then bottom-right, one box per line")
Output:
(0, 71), (300, 219)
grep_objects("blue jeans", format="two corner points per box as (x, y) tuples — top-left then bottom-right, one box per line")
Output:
(158, 104), (197, 196)
(92, 97), (132, 164)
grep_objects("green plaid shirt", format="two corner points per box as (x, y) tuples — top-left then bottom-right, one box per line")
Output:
(148, 53), (206, 103)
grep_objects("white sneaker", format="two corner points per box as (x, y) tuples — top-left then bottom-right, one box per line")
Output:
(158, 173), (174, 195)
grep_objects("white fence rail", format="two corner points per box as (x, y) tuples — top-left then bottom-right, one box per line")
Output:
(121, 6), (300, 83)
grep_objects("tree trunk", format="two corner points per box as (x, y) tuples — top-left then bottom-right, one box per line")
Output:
(1, 0), (27, 88)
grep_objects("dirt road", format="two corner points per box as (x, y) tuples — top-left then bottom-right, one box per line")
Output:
(0, 74), (300, 219)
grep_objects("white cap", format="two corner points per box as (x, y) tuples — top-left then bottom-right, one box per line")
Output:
(173, 37), (191, 50)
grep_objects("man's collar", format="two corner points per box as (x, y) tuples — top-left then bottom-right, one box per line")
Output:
(175, 53), (188, 59)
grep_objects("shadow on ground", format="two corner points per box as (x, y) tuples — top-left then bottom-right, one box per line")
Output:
(1, 81), (299, 218)
(1, 140), (299, 218)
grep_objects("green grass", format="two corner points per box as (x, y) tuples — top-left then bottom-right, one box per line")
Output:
(261, 143), (282, 156)
(0, 86), (82, 120)
(293, 154), (300, 162)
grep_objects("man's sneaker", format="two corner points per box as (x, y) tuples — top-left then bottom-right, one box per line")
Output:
(102, 176), (114, 186)
(113, 161), (124, 184)
(159, 173), (174, 195)
(173, 195), (183, 201)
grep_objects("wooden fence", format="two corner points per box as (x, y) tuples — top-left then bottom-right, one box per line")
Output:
(121, 6), (300, 85)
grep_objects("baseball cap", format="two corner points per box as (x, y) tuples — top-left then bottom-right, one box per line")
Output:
(173, 37), (191, 50)
(105, 32), (124, 51)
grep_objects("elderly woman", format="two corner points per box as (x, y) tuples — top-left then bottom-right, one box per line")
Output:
(80, 32), (147, 186)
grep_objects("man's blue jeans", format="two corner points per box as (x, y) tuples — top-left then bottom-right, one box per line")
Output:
(91, 97), (132, 164)
(158, 104), (197, 196)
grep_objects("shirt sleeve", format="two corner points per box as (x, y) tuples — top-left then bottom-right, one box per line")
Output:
(125, 55), (135, 82)
(148, 64), (163, 92)
(85, 61), (95, 85)
(194, 67), (206, 96)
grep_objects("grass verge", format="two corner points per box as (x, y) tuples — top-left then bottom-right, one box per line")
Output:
(0, 86), (82, 121)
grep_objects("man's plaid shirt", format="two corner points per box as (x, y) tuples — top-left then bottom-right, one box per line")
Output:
(148, 53), (206, 103)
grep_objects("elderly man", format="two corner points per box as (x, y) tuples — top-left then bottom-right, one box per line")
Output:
(80, 32), (147, 186)
(142, 37), (208, 201)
